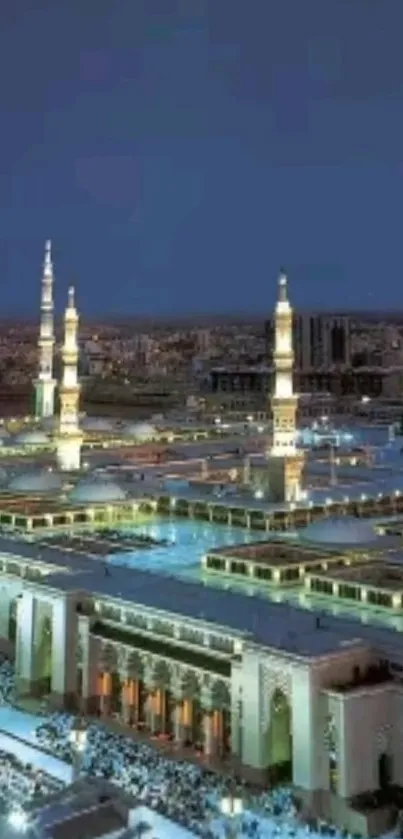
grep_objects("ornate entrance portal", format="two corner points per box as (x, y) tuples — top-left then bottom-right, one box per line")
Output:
(268, 688), (292, 782)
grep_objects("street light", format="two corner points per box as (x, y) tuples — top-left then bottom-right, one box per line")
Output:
(69, 716), (87, 781)
(220, 792), (243, 839)
(8, 809), (28, 832)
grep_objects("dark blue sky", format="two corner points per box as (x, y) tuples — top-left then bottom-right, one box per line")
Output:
(2, 0), (403, 317)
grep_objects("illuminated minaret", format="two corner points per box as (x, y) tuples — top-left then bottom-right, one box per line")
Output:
(56, 286), (83, 471)
(34, 240), (56, 418)
(266, 269), (304, 502)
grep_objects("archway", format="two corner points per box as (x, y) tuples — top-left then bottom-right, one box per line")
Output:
(8, 598), (17, 644)
(35, 614), (52, 696)
(378, 752), (392, 790)
(268, 688), (292, 782)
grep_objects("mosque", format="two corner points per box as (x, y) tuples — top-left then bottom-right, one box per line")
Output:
(2, 242), (403, 831)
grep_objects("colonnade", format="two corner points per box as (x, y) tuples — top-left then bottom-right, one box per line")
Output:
(95, 669), (230, 757)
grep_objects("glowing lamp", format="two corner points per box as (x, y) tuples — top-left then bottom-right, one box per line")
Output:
(8, 810), (28, 831)
(70, 717), (87, 752)
(220, 794), (243, 817)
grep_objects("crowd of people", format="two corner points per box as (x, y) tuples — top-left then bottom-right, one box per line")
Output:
(0, 748), (63, 818)
(0, 656), (362, 838)
(34, 712), (308, 838)
(0, 657), (14, 705)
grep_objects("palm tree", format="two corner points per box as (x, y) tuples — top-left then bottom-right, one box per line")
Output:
(211, 679), (230, 711)
(99, 642), (117, 674)
(127, 650), (144, 681)
(125, 651), (144, 724)
(152, 659), (171, 691)
(181, 669), (200, 700)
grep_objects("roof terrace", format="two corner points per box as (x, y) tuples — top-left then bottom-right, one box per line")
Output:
(305, 559), (403, 611)
(203, 539), (371, 587)
(325, 661), (393, 694)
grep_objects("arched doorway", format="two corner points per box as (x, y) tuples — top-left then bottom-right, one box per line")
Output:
(378, 752), (392, 789)
(268, 688), (292, 782)
(8, 598), (17, 643)
(35, 614), (52, 696)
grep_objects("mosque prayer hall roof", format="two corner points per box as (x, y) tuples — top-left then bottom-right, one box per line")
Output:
(206, 539), (341, 567)
(310, 559), (403, 592)
(1, 531), (402, 661)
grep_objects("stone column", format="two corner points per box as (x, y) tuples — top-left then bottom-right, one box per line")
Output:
(50, 595), (77, 709)
(203, 711), (214, 757)
(174, 701), (184, 745)
(243, 456), (251, 485)
(144, 690), (156, 732)
(132, 680), (140, 725)
(230, 697), (242, 757)
(154, 689), (165, 733)
(100, 673), (112, 716)
(292, 665), (321, 791)
(15, 591), (36, 697)
(121, 681), (131, 724)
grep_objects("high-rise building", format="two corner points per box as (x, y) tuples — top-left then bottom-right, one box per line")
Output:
(266, 313), (351, 370)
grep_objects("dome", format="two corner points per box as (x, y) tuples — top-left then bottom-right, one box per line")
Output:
(8, 470), (62, 494)
(40, 416), (58, 431)
(300, 516), (379, 547)
(68, 480), (127, 504)
(163, 478), (190, 492)
(81, 417), (115, 433)
(13, 430), (49, 446)
(124, 421), (156, 440)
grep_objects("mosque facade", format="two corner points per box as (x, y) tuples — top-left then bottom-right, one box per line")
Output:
(2, 250), (403, 833)
(0, 513), (402, 829)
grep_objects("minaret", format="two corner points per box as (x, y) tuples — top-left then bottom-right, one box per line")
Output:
(56, 286), (83, 471)
(266, 269), (304, 502)
(34, 240), (56, 418)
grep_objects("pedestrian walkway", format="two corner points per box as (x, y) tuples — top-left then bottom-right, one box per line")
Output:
(0, 706), (43, 743)
(131, 806), (197, 839)
(0, 730), (70, 783)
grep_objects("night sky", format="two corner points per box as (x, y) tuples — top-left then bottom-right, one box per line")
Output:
(1, 0), (403, 317)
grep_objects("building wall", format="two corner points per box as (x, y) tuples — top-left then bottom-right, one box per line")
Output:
(7, 573), (403, 803)
(326, 685), (403, 798)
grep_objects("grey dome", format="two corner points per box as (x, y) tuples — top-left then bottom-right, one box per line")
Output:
(68, 480), (127, 504)
(81, 417), (115, 433)
(13, 430), (49, 446)
(8, 470), (62, 494)
(124, 421), (156, 440)
(301, 516), (379, 547)
(163, 478), (190, 492)
(40, 416), (58, 431)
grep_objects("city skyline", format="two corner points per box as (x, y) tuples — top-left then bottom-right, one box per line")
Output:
(2, 1), (403, 316)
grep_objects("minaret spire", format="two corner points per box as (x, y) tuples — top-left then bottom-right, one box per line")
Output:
(264, 268), (304, 501)
(34, 240), (56, 418)
(55, 285), (83, 471)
